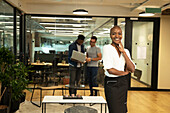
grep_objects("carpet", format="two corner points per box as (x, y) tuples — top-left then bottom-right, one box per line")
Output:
(15, 101), (108, 113)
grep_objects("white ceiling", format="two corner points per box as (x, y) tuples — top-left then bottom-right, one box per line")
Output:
(7, 0), (170, 17)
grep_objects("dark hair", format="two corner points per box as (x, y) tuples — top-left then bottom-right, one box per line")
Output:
(91, 36), (97, 41)
(77, 35), (85, 40)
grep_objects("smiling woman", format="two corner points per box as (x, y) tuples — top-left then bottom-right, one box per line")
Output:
(103, 25), (135, 113)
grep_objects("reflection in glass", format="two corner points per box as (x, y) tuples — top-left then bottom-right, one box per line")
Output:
(16, 10), (20, 57)
(26, 16), (116, 60)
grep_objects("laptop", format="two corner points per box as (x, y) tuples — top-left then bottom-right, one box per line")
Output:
(71, 50), (86, 62)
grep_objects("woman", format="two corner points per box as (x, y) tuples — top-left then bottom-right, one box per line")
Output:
(103, 26), (135, 113)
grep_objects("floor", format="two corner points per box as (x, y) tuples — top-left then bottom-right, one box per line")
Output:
(15, 78), (170, 113)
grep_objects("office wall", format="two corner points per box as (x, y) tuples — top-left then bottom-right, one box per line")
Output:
(158, 15), (170, 89)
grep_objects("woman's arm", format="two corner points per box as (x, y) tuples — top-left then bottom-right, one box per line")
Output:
(107, 68), (129, 76)
(118, 43), (135, 73)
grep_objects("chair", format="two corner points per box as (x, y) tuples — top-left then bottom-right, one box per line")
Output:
(134, 69), (142, 81)
(30, 83), (64, 107)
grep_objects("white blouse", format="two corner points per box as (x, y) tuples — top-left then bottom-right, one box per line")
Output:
(103, 44), (134, 77)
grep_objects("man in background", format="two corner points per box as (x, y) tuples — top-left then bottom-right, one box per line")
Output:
(68, 35), (85, 97)
(86, 36), (102, 96)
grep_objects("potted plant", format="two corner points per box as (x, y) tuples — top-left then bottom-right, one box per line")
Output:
(0, 47), (14, 113)
(0, 47), (30, 113)
(0, 87), (8, 113)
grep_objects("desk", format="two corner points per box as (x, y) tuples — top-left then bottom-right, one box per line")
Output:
(57, 63), (69, 67)
(42, 96), (107, 113)
(31, 62), (69, 67)
(31, 62), (52, 66)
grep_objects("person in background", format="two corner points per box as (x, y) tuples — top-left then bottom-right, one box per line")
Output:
(103, 26), (135, 113)
(86, 36), (102, 96)
(68, 35), (85, 97)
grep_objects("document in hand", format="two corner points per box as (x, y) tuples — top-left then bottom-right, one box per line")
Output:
(71, 50), (86, 62)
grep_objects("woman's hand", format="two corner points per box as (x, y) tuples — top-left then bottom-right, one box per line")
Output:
(118, 42), (125, 53)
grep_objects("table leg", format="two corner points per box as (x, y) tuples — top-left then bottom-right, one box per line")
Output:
(105, 104), (106, 113)
(101, 104), (102, 113)
(45, 103), (46, 113)
(42, 103), (43, 113)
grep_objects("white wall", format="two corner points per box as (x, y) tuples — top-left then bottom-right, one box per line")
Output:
(158, 15), (170, 89)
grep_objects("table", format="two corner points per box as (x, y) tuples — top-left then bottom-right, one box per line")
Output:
(57, 63), (69, 67)
(31, 62), (69, 67)
(42, 96), (107, 113)
(31, 62), (52, 66)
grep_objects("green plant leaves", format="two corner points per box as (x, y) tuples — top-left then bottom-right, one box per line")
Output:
(0, 47), (30, 101)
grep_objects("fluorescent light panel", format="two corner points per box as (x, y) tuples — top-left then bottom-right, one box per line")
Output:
(0, 15), (20, 18)
(0, 15), (13, 18)
(4, 26), (20, 29)
(45, 27), (89, 30)
(31, 16), (92, 20)
(49, 30), (83, 33)
(53, 32), (81, 35)
(0, 22), (20, 24)
(40, 22), (88, 26)
(54, 34), (78, 36)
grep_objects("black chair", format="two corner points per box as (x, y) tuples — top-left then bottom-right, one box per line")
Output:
(134, 69), (142, 81)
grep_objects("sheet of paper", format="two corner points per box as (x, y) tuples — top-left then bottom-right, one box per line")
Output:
(137, 46), (147, 59)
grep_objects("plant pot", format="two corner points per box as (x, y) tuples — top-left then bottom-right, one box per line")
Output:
(1, 87), (11, 106)
(20, 92), (26, 103)
(11, 99), (20, 113)
(0, 105), (8, 113)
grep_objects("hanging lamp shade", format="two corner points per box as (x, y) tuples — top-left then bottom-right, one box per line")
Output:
(73, 9), (88, 15)
(139, 11), (155, 16)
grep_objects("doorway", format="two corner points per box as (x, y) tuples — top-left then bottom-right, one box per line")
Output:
(125, 18), (160, 90)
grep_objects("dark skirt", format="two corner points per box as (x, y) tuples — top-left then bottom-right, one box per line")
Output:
(104, 75), (128, 113)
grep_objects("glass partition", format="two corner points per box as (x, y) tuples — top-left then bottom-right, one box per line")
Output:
(26, 16), (117, 63)
(16, 10), (21, 57)
(0, 0), (14, 51)
(118, 18), (125, 47)
(131, 21), (153, 88)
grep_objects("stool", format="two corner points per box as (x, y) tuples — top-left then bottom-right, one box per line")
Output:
(64, 106), (98, 113)
(93, 87), (104, 96)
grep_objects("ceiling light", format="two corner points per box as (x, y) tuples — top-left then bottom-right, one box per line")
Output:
(139, 12), (155, 16)
(49, 30), (83, 33)
(0, 15), (13, 18)
(31, 17), (92, 20)
(73, 9), (88, 15)
(45, 27), (89, 30)
(39, 22), (88, 26)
